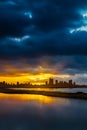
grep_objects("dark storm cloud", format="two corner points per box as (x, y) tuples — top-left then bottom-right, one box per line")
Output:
(0, 0), (83, 38)
(0, 31), (87, 60)
(0, 0), (86, 54)
(0, 0), (87, 78)
(0, 6), (31, 37)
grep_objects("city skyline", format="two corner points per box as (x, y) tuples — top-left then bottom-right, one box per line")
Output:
(1, 77), (87, 89)
(0, 74), (87, 85)
(0, 77), (84, 87)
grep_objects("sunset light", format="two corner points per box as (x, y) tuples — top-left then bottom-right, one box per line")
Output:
(0, 94), (55, 104)
(0, 72), (70, 85)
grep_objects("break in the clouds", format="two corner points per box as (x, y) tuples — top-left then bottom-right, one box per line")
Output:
(0, 0), (87, 83)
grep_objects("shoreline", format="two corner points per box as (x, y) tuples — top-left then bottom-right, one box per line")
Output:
(0, 88), (87, 100)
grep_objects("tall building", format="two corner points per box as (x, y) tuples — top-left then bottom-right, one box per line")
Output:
(69, 80), (73, 87)
(17, 82), (19, 86)
(49, 78), (54, 85)
(45, 81), (48, 86)
(55, 80), (58, 85)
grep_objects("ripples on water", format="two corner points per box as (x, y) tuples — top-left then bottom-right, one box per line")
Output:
(0, 94), (87, 130)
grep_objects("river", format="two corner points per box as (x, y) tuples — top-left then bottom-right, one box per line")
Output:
(0, 93), (87, 130)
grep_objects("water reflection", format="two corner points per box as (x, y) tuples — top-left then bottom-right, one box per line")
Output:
(11, 87), (87, 93)
(0, 94), (87, 130)
(0, 93), (54, 104)
(0, 93), (70, 105)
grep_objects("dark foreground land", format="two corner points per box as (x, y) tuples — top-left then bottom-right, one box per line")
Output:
(0, 88), (87, 100)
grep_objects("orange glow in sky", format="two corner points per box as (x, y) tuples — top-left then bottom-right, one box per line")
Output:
(0, 64), (70, 84)
(0, 73), (70, 84)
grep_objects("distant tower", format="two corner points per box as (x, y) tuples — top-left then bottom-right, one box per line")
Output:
(45, 81), (48, 86)
(17, 82), (19, 86)
(3, 81), (6, 87)
(49, 78), (54, 85)
(55, 80), (58, 85)
(69, 80), (73, 87)
(3, 81), (5, 85)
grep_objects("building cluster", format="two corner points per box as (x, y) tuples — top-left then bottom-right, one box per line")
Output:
(0, 81), (31, 88)
(45, 78), (76, 88)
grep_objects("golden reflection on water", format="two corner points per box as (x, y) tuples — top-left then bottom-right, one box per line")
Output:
(0, 93), (70, 105)
(0, 93), (56, 104)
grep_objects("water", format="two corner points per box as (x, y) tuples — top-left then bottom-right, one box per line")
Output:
(11, 87), (87, 93)
(0, 94), (87, 130)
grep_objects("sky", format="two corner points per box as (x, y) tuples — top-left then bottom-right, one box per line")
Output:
(0, 0), (87, 84)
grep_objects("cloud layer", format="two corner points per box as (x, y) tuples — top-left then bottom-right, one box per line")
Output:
(0, 0), (87, 83)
